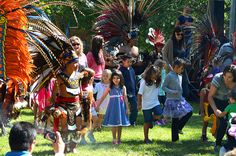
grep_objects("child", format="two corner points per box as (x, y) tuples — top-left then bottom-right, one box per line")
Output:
(119, 54), (137, 126)
(94, 69), (112, 131)
(154, 59), (167, 126)
(96, 69), (130, 144)
(162, 57), (193, 142)
(137, 65), (163, 144)
(216, 89), (236, 156)
(199, 74), (216, 141)
(154, 59), (167, 107)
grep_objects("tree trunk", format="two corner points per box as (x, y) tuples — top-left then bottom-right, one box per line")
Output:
(208, 0), (224, 38)
(229, 0), (236, 39)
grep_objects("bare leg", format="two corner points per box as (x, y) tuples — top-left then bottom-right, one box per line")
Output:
(112, 127), (117, 144)
(97, 114), (104, 130)
(92, 115), (99, 131)
(144, 123), (150, 141)
(117, 127), (122, 144)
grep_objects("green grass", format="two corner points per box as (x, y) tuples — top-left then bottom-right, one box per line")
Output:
(0, 103), (218, 156)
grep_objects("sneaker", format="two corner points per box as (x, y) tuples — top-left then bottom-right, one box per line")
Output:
(155, 119), (166, 126)
(144, 139), (152, 144)
(112, 139), (118, 145)
(214, 144), (221, 154)
(200, 135), (208, 142)
(79, 137), (87, 145)
(87, 131), (96, 143)
(0, 122), (6, 136)
(178, 130), (184, 134)
(173, 140), (183, 144)
(117, 140), (122, 145)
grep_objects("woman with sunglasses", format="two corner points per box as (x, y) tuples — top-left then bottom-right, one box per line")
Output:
(70, 36), (88, 69)
(162, 26), (190, 98)
(162, 26), (185, 71)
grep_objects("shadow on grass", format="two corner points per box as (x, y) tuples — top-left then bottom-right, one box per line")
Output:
(78, 139), (215, 156)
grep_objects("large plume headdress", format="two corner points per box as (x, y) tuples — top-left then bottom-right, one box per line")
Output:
(189, 14), (221, 84)
(93, 0), (163, 48)
(26, 5), (79, 92)
(0, 0), (33, 92)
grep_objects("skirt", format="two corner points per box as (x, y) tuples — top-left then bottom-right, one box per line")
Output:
(163, 97), (193, 118)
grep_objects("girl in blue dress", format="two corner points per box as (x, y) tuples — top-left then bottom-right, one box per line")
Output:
(96, 69), (130, 144)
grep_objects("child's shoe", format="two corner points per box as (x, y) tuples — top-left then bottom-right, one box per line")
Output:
(178, 130), (184, 134)
(200, 135), (208, 142)
(79, 136), (87, 145)
(144, 139), (152, 144)
(112, 139), (118, 145)
(87, 131), (96, 143)
(155, 119), (166, 126)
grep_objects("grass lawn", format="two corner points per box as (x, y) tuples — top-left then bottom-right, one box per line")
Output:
(0, 102), (218, 156)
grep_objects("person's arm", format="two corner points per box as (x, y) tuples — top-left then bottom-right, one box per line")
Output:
(96, 87), (110, 109)
(53, 131), (65, 156)
(217, 111), (227, 118)
(162, 40), (173, 71)
(208, 84), (218, 114)
(137, 94), (142, 111)
(122, 86), (129, 114)
(162, 75), (177, 94)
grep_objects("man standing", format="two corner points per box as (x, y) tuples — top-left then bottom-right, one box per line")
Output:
(216, 32), (236, 71)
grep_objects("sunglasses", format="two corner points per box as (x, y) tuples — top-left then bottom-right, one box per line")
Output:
(176, 33), (183, 36)
(72, 43), (80, 46)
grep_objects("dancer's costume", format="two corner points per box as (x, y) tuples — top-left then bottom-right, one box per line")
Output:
(93, 0), (165, 52)
(146, 28), (165, 61)
(0, 0), (33, 135)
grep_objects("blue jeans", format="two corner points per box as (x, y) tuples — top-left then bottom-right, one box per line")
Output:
(128, 96), (138, 125)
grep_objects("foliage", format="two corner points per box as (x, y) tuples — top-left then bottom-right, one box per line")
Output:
(35, 0), (232, 53)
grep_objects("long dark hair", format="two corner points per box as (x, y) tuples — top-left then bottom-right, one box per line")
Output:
(171, 26), (184, 50)
(143, 65), (161, 87)
(91, 35), (104, 65)
(110, 69), (124, 89)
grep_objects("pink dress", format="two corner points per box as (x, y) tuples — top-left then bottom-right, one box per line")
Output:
(35, 78), (55, 112)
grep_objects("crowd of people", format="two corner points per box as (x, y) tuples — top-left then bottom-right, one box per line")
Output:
(1, 4), (236, 156)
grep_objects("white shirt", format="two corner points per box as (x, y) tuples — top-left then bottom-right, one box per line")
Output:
(138, 79), (160, 110)
(94, 82), (110, 108)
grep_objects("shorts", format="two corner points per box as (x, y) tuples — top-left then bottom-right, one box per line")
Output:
(142, 105), (163, 123)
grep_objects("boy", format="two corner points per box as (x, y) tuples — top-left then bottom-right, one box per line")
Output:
(119, 54), (137, 126)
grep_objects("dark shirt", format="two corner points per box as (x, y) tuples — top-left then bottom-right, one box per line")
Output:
(173, 44), (186, 59)
(119, 65), (136, 96)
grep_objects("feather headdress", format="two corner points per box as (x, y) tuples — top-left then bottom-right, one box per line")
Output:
(0, 0), (33, 93)
(93, 0), (162, 48)
(146, 28), (165, 47)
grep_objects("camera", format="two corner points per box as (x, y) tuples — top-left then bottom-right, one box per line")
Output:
(44, 131), (56, 142)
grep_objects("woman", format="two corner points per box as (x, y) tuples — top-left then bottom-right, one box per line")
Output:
(162, 26), (189, 98)
(70, 36), (88, 68)
(86, 35), (105, 83)
(208, 65), (236, 152)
